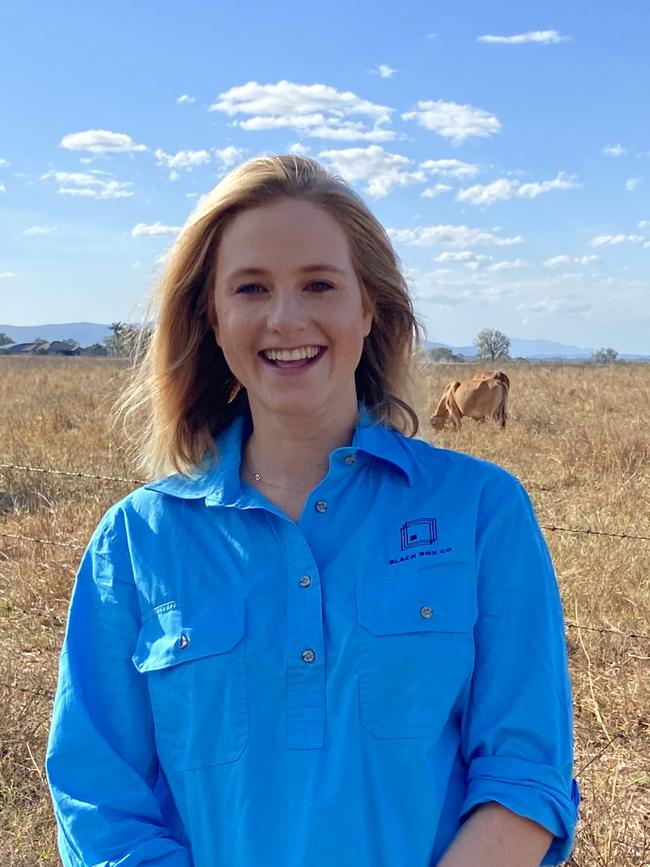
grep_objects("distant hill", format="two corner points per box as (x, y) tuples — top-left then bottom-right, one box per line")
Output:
(0, 322), (113, 346)
(0, 323), (647, 360)
(425, 337), (649, 362)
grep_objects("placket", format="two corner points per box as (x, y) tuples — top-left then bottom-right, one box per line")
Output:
(283, 525), (326, 750)
(282, 447), (360, 750)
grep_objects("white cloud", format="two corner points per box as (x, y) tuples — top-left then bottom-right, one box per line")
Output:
(388, 224), (523, 247)
(625, 177), (642, 191)
(0, 271), (17, 279)
(154, 148), (212, 179)
(131, 221), (182, 238)
(0, 158), (8, 167)
(590, 233), (644, 246)
(60, 129), (147, 153)
(488, 258), (528, 271)
(317, 145), (425, 198)
(457, 172), (578, 205)
(0, 181), (5, 194)
(477, 30), (570, 45)
(402, 99), (500, 144)
(457, 178), (517, 205)
(544, 254), (599, 267)
(210, 80), (395, 142)
(434, 251), (472, 262)
(517, 297), (591, 320)
(434, 250), (488, 265)
(22, 225), (58, 235)
(518, 173), (579, 197)
(602, 143), (626, 157)
(421, 183), (452, 198)
(371, 64), (397, 78)
(213, 145), (246, 169)
(41, 169), (134, 199)
(419, 158), (479, 178)
(177, 94), (196, 104)
(638, 220), (650, 228)
(288, 142), (311, 155)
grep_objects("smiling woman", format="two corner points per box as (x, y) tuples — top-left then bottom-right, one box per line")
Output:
(44, 154), (580, 867)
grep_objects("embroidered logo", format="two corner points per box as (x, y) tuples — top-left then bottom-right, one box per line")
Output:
(400, 518), (437, 551)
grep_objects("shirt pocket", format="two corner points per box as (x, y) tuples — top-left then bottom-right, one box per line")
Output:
(132, 595), (249, 771)
(356, 563), (477, 739)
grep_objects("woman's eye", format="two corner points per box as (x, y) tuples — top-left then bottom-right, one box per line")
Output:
(307, 281), (333, 292)
(235, 283), (266, 294)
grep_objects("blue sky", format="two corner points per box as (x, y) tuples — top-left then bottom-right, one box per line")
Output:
(1, 0), (648, 352)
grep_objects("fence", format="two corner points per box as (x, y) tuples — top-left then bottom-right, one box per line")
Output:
(1, 461), (649, 643)
(1, 459), (648, 846)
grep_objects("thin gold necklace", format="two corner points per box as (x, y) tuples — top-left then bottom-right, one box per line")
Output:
(241, 455), (313, 494)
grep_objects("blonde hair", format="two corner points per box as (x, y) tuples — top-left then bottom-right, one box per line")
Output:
(115, 154), (423, 478)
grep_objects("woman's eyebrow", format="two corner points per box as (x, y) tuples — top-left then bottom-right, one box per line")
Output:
(227, 264), (347, 281)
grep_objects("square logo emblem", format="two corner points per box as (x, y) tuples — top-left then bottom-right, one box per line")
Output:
(400, 518), (437, 550)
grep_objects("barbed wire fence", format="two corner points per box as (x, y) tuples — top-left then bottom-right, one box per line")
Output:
(1, 459), (648, 859)
(1, 461), (650, 644)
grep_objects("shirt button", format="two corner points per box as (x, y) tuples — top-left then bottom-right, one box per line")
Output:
(299, 575), (312, 587)
(315, 500), (328, 513)
(344, 453), (357, 465)
(419, 606), (433, 619)
(178, 634), (190, 649)
(302, 649), (316, 663)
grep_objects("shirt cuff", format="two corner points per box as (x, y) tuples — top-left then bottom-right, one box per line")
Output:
(459, 757), (580, 866)
(58, 829), (193, 867)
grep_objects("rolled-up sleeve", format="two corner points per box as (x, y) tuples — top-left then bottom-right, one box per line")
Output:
(45, 505), (192, 866)
(459, 473), (580, 866)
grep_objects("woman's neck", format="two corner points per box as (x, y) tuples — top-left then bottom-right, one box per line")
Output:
(242, 400), (360, 493)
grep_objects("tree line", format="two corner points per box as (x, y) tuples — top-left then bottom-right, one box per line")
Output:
(428, 328), (620, 364)
(0, 325), (621, 363)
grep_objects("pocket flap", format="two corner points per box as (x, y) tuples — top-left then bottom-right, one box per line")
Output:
(132, 596), (245, 673)
(357, 564), (477, 635)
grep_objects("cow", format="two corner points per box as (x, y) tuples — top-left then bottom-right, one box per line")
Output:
(430, 373), (509, 430)
(472, 369), (510, 390)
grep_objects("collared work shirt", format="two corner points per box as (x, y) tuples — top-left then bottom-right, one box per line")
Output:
(46, 409), (580, 866)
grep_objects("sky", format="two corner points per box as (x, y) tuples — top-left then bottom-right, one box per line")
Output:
(1, 0), (649, 353)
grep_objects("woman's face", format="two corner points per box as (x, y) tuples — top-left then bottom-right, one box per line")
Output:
(211, 197), (373, 424)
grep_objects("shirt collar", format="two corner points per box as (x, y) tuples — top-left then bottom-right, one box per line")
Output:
(144, 402), (414, 504)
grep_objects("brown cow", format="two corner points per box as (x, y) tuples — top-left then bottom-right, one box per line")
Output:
(430, 375), (508, 430)
(471, 369), (509, 424)
(472, 369), (510, 390)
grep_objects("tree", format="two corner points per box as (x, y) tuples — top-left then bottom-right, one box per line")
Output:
(429, 346), (460, 363)
(81, 343), (109, 356)
(104, 322), (152, 358)
(0, 332), (12, 346)
(592, 347), (618, 363)
(474, 328), (511, 361)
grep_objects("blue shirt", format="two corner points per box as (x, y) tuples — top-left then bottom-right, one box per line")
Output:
(45, 406), (580, 866)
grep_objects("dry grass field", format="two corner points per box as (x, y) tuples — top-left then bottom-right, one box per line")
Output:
(1, 356), (648, 866)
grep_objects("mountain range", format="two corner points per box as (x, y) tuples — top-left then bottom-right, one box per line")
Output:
(0, 322), (648, 361)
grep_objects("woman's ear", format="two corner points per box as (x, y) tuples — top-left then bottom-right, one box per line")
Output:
(207, 293), (221, 346)
(358, 278), (374, 338)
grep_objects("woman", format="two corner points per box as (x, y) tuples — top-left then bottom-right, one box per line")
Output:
(45, 154), (580, 866)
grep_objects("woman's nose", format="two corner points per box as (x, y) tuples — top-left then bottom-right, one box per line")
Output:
(266, 290), (308, 331)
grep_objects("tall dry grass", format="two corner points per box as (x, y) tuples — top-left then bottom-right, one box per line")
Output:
(1, 356), (648, 866)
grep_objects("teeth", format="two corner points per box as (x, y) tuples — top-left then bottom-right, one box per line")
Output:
(263, 346), (321, 362)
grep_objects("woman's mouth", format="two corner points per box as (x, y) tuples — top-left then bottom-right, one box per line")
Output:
(259, 345), (327, 370)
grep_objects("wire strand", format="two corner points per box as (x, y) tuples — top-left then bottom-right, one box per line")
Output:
(2, 462), (649, 541)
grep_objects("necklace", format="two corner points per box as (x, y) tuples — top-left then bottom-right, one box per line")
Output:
(241, 455), (313, 494)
